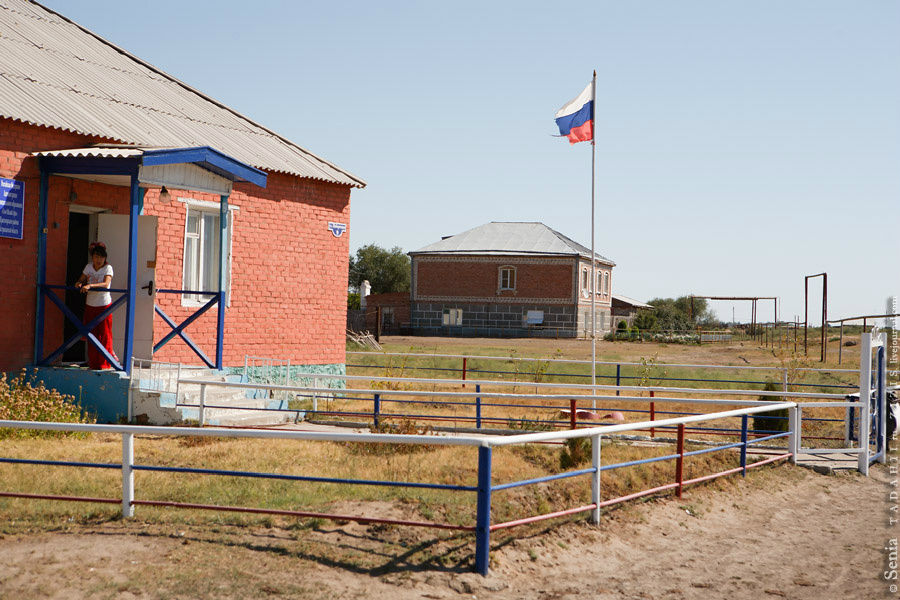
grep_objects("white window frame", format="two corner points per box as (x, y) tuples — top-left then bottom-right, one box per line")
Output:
(181, 199), (235, 308)
(603, 271), (610, 295)
(581, 267), (590, 297)
(498, 266), (516, 291)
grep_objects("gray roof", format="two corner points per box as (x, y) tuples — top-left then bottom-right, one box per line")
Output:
(612, 294), (653, 309)
(410, 222), (615, 265)
(0, 0), (365, 188)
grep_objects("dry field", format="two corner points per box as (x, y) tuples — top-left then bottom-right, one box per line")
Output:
(0, 463), (890, 599)
(0, 336), (892, 599)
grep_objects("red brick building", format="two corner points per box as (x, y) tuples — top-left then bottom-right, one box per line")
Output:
(363, 292), (412, 335)
(409, 222), (615, 337)
(0, 1), (363, 391)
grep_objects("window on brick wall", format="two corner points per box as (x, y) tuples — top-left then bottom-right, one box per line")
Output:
(581, 267), (589, 297)
(182, 204), (232, 306)
(498, 266), (516, 291)
(603, 271), (609, 295)
(442, 308), (463, 326)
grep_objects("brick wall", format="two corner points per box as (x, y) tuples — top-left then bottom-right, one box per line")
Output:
(146, 172), (351, 367)
(0, 118), (114, 370)
(0, 118), (352, 371)
(413, 256), (575, 301)
(363, 291), (410, 333)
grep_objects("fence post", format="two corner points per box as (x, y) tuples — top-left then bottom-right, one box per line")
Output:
(122, 433), (134, 518)
(570, 398), (577, 430)
(858, 333), (872, 475)
(845, 399), (853, 447)
(475, 384), (482, 429)
(312, 377), (319, 414)
(199, 383), (207, 426)
(462, 357), (467, 388)
(615, 364), (621, 396)
(878, 345), (887, 464)
(740, 415), (748, 477)
(475, 445), (493, 576)
(591, 434), (601, 525)
(782, 369), (788, 395)
(649, 390), (655, 438)
(175, 362), (182, 406)
(675, 424), (685, 498)
(788, 406), (800, 465)
(374, 393), (381, 429)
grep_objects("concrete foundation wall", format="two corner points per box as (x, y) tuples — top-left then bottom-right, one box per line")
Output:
(411, 301), (578, 338)
(24, 367), (129, 423)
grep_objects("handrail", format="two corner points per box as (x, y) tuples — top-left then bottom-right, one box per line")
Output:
(43, 283), (127, 294)
(188, 374), (850, 400)
(0, 400), (824, 578)
(346, 350), (859, 373)
(0, 402), (796, 448)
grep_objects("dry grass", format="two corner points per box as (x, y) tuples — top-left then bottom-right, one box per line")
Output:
(0, 425), (747, 536)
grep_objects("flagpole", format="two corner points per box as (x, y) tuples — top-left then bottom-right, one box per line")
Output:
(590, 69), (597, 408)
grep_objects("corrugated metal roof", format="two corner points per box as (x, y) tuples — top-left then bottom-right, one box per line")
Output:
(410, 222), (615, 265)
(612, 294), (653, 309)
(0, 0), (365, 188)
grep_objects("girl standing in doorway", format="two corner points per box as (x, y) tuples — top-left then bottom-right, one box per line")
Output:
(74, 242), (118, 370)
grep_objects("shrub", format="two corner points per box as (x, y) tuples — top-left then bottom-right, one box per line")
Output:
(559, 437), (591, 469)
(752, 380), (789, 434)
(0, 370), (94, 438)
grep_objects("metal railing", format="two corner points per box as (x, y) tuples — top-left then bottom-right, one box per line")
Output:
(0, 401), (800, 576)
(173, 373), (851, 449)
(346, 351), (858, 392)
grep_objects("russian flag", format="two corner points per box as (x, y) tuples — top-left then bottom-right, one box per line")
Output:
(555, 82), (593, 145)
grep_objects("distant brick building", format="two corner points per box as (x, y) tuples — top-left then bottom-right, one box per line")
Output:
(611, 295), (654, 329)
(363, 292), (411, 335)
(409, 222), (615, 337)
(0, 0), (364, 382)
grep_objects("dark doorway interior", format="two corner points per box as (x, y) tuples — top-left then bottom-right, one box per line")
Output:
(63, 212), (89, 363)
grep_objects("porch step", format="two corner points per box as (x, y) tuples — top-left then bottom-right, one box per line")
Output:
(131, 364), (295, 426)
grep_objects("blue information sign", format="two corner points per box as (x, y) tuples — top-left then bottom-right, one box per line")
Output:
(0, 177), (24, 240)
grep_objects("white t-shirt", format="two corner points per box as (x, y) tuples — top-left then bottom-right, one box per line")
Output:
(83, 263), (114, 307)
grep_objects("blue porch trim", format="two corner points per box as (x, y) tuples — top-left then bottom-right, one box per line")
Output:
(38, 285), (126, 370)
(34, 146), (265, 374)
(122, 174), (140, 372)
(153, 303), (215, 368)
(39, 156), (141, 176)
(33, 169), (49, 364)
(142, 147), (267, 188)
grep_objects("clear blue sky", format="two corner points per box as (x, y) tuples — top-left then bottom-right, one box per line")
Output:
(42, 0), (899, 324)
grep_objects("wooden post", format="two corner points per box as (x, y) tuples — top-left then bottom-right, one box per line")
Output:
(675, 424), (685, 498)
(375, 306), (382, 343)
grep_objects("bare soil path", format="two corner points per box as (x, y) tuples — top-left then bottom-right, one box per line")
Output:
(0, 463), (891, 599)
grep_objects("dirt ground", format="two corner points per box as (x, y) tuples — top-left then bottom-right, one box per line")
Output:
(0, 462), (892, 599)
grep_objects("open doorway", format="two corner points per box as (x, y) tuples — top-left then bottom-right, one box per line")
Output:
(63, 211), (90, 363)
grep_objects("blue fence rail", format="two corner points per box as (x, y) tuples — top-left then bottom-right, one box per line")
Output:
(178, 376), (852, 445)
(346, 351), (859, 393)
(0, 403), (801, 576)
